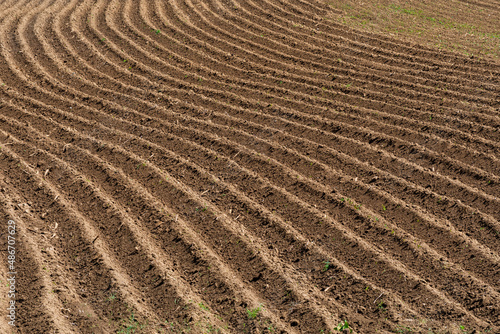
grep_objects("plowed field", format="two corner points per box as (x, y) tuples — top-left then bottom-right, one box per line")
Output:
(0, 0), (499, 333)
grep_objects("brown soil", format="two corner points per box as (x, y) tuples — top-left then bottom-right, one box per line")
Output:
(0, 0), (499, 333)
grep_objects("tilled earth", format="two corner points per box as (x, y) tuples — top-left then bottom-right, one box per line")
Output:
(0, 0), (499, 333)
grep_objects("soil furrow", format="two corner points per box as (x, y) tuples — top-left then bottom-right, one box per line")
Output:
(1, 34), (498, 298)
(2, 0), (499, 332)
(172, 0), (500, 139)
(37, 0), (498, 168)
(1, 28), (498, 280)
(218, 0), (500, 97)
(0, 195), (57, 333)
(0, 109), (438, 332)
(106, 1), (500, 164)
(0, 108), (291, 333)
(165, 0), (500, 130)
(0, 0), (31, 20)
(0, 148), (135, 333)
(0, 186), (85, 334)
(1, 18), (498, 288)
(251, 0), (500, 77)
(44, 0), (500, 175)
(105, 0), (500, 168)
(0, 109), (326, 333)
(0, 70), (496, 332)
(4, 0), (496, 198)
(0, 136), (163, 333)
(0, 90), (496, 328)
(0, 89), (428, 332)
(166, 109), (500, 259)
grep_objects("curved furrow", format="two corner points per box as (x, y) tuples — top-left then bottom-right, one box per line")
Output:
(290, 0), (500, 34)
(275, 105), (500, 197)
(0, 80), (464, 328)
(207, 0), (500, 104)
(161, 99), (500, 259)
(3, 0), (500, 332)
(164, 0), (500, 143)
(25, 0), (500, 194)
(0, 0), (31, 21)
(135, 0), (500, 159)
(0, 46), (344, 328)
(114, 119), (499, 326)
(0, 102), (469, 331)
(1, 68), (496, 328)
(0, 137), (162, 332)
(3, 1), (500, 276)
(151, 0), (500, 163)
(1, 85), (498, 328)
(0, 117), (264, 334)
(3, 0), (500, 274)
(306, 108), (500, 182)
(81, 0), (500, 159)
(3, 0), (500, 326)
(280, 0), (500, 72)
(48, 151), (293, 333)
(198, 0), (498, 103)
(251, 0), (500, 88)
(169, 0), (500, 113)
(171, 110), (500, 257)
(47, 7), (500, 210)
(3, 68), (500, 326)
(0, 128), (234, 333)
(0, 112), (227, 334)
(236, 107), (500, 222)
(0, 96), (299, 333)
(0, 190), (134, 333)
(3, 0), (500, 276)
(0, 59), (404, 328)
(0, 52), (434, 328)
(0, 107), (333, 333)
(3, 113), (174, 328)
(248, 0), (500, 78)
(42, 102), (500, 326)
(228, 0), (500, 84)
(0, 186), (86, 334)
(0, 190), (58, 333)
(0, 169), (131, 332)
(0, 5), (72, 333)
(113, 110), (500, 320)
(69, 0), (500, 175)
(17, 5), (500, 245)
(152, 0), (499, 133)
(161, 0), (500, 133)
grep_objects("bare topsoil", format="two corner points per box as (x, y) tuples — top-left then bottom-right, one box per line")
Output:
(0, 0), (499, 333)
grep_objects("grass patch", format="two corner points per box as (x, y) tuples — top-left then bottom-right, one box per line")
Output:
(117, 312), (145, 334)
(246, 305), (262, 319)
